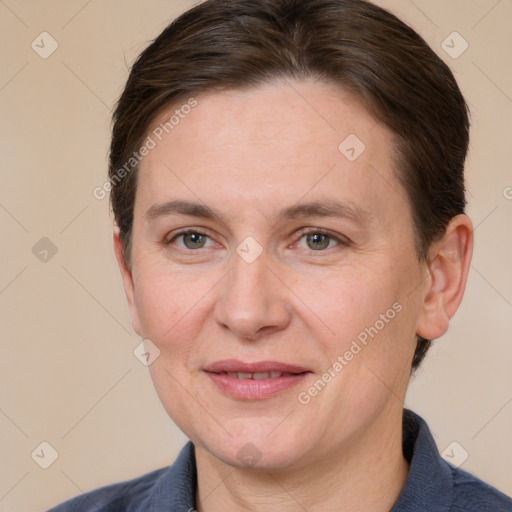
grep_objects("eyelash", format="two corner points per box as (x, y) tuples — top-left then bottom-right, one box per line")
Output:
(165, 227), (350, 253)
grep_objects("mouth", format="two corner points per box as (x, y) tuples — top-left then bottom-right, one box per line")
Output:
(218, 371), (300, 379)
(203, 359), (312, 400)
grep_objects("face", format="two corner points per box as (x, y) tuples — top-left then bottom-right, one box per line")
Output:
(118, 80), (430, 470)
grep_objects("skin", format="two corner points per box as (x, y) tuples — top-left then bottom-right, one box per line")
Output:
(113, 79), (473, 511)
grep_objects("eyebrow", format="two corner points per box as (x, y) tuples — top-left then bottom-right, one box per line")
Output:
(144, 198), (372, 226)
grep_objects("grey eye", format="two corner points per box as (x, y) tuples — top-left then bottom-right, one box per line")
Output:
(181, 232), (208, 249)
(301, 233), (336, 251)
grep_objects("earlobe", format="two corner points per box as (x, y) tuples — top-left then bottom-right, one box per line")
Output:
(415, 214), (474, 340)
(113, 227), (141, 336)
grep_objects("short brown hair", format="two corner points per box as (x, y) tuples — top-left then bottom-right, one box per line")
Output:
(109, 0), (470, 371)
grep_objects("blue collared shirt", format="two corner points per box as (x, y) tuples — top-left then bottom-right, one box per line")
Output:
(47, 409), (512, 511)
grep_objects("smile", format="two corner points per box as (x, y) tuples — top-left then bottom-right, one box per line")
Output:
(204, 360), (311, 400)
(223, 371), (296, 379)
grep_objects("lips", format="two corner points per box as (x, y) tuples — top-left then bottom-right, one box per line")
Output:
(225, 371), (293, 380)
(204, 359), (311, 400)
(204, 359), (309, 374)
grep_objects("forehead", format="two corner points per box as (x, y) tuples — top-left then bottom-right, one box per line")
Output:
(135, 79), (407, 225)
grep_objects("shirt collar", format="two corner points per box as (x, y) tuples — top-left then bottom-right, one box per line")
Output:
(144, 440), (197, 511)
(391, 408), (453, 511)
(146, 409), (453, 511)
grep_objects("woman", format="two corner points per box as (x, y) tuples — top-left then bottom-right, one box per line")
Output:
(48, 0), (512, 510)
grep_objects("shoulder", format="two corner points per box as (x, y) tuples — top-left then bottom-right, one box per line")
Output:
(46, 441), (197, 512)
(396, 410), (511, 512)
(46, 466), (169, 512)
(448, 464), (512, 512)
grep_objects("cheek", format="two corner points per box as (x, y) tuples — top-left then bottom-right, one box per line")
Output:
(303, 264), (397, 336)
(133, 262), (213, 354)
(302, 261), (417, 375)
(132, 266), (212, 422)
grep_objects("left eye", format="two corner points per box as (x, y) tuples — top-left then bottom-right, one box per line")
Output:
(296, 231), (341, 251)
(169, 231), (215, 250)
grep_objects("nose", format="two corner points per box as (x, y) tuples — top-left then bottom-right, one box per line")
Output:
(214, 247), (291, 341)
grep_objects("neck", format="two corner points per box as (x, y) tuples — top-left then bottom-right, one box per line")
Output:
(194, 406), (409, 512)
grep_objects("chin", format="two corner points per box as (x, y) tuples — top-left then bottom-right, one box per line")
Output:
(212, 442), (305, 471)
(194, 419), (316, 471)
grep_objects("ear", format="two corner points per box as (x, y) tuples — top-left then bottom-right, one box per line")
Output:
(113, 227), (141, 336)
(416, 214), (473, 340)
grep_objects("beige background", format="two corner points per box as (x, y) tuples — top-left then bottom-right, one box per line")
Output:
(0, 1), (511, 510)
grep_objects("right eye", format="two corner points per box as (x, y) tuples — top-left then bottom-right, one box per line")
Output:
(166, 229), (217, 251)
